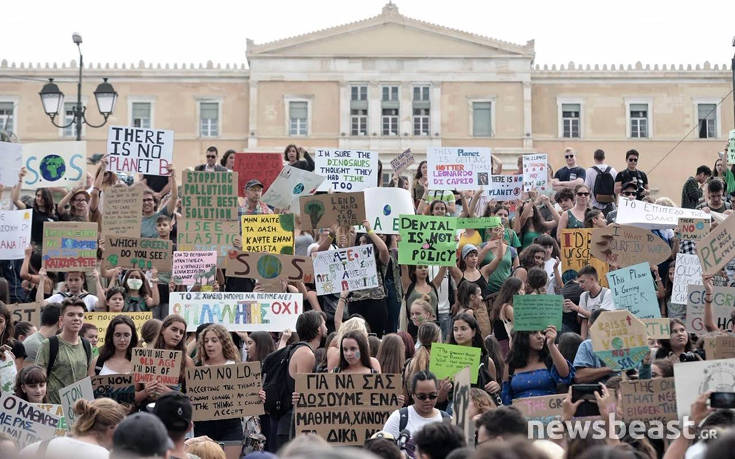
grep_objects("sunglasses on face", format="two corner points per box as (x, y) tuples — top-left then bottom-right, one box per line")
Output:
(565, 155), (575, 159)
(628, 157), (638, 162)
(576, 192), (590, 197)
(414, 393), (438, 401)
(622, 191), (636, 197)
(206, 155), (216, 158)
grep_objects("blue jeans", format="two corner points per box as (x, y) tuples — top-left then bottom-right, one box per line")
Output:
(438, 312), (452, 341)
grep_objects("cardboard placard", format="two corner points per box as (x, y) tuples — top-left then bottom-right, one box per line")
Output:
(41, 221), (98, 272)
(607, 262), (660, 318)
(223, 250), (314, 283)
(487, 174), (524, 201)
(672, 253), (702, 305)
(674, 359), (735, 419)
(703, 335), (735, 360)
(21, 141), (86, 189)
(181, 170), (239, 221)
(170, 291), (303, 332)
(615, 197), (710, 229)
(33, 403), (68, 435)
(589, 310), (649, 371)
(429, 343), (482, 384)
(177, 219), (239, 263)
(560, 228), (609, 287)
(294, 373), (402, 445)
(513, 294), (563, 331)
(241, 214), (294, 254)
(234, 152), (283, 196)
(452, 367), (474, 446)
(696, 213), (735, 276)
(9, 303), (41, 329)
(59, 376), (94, 428)
(314, 149), (379, 192)
(132, 348), (182, 385)
(513, 394), (565, 425)
(261, 165), (325, 211)
(299, 192), (366, 230)
(313, 245), (379, 295)
(455, 217), (501, 230)
(172, 250), (217, 286)
(522, 153), (548, 192)
(591, 224), (672, 268)
(642, 318), (670, 340)
(0, 393), (61, 448)
(398, 215), (457, 266)
(390, 149), (414, 174)
(102, 183), (144, 236)
(677, 217), (709, 242)
(185, 362), (264, 421)
(426, 147), (492, 191)
(83, 311), (152, 348)
(0, 141), (22, 188)
(685, 284), (735, 334)
(91, 374), (135, 406)
(0, 209), (32, 260)
(104, 236), (173, 272)
(620, 377), (677, 422)
(106, 126), (174, 175)
(354, 187), (415, 235)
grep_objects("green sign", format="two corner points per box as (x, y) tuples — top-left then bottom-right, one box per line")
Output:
(455, 217), (501, 229)
(398, 215), (457, 266)
(429, 343), (482, 384)
(513, 294), (563, 331)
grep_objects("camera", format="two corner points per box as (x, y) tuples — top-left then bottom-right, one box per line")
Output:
(680, 352), (699, 362)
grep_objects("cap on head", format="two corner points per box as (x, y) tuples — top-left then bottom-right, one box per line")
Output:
(150, 390), (192, 432)
(461, 244), (478, 260)
(112, 412), (173, 457)
(245, 179), (264, 190)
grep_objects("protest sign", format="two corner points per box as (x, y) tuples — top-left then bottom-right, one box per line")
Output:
(0, 141), (22, 188)
(455, 217), (501, 230)
(21, 141), (86, 189)
(452, 367), (473, 446)
(685, 284), (735, 333)
(34, 403), (68, 435)
(106, 125), (174, 175)
(223, 250), (314, 283)
(703, 335), (735, 360)
(186, 362), (264, 421)
(0, 209), (32, 260)
(523, 153), (548, 192)
(171, 291), (303, 332)
(91, 374), (135, 406)
(642, 318), (670, 340)
(513, 394), (565, 425)
(620, 378), (677, 423)
(233, 152), (283, 197)
(354, 187), (414, 235)
(102, 183), (144, 236)
(9, 303), (41, 328)
(41, 221), (97, 272)
(84, 311), (152, 348)
(727, 130), (735, 164)
(241, 214), (294, 254)
(589, 310), (649, 371)
(177, 219), (239, 262)
(313, 245), (379, 295)
(390, 149), (414, 174)
(59, 376), (94, 428)
(678, 218), (709, 242)
(299, 192), (366, 230)
(314, 149), (378, 192)
(423, 189), (455, 204)
(674, 359), (735, 419)
(560, 228), (608, 287)
(591, 224), (672, 268)
(0, 354), (16, 392)
(487, 175), (524, 201)
(132, 348), (182, 385)
(615, 197), (710, 229)
(104, 236), (172, 272)
(261, 165), (325, 211)
(294, 373), (402, 445)
(426, 147), (492, 191)
(696, 213), (735, 276)
(672, 253), (702, 305)
(172, 250), (217, 286)
(181, 170), (239, 221)
(398, 215), (457, 266)
(429, 342), (482, 384)
(0, 393), (61, 448)
(607, 262), (660, 318)
(513, 294), (563, 331)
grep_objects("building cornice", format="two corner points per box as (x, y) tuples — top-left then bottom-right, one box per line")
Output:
(532, 61), (731, 79)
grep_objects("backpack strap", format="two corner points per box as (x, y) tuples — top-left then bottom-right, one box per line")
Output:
(440, 410), (451, 421)
(592, 166), (602, 174)
(81, 337), (92, 366)
(47, 336), (59, 376)
(398, 407), (409, 432)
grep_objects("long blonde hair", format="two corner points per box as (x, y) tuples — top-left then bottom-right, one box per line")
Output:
(405, 322), (440, 384)
(334, 317), (368, 348)
(72, 398), (126, 438)
(196, 324), (240, 365)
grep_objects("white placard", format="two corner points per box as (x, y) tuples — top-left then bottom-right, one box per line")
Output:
(0, 209), (32, 260)
(355, 187), (415, 235)
(674, 359), (735, 419)
(106, 125), (174, 176)
(314, 149), (378, 192)
(59, 376), (94, 428)
(487, 175), (524, 201)
(522, 154), (548, 192)
(262, 165), (325, 210)
(21, 141), (86, 190)
(0, 142), (23, 187)
(426, 147), (492, 191)
(313, 245), (379, 295)
(615, 197), (711, 229)
(0, 393), (61, 448)
(672, 253), (702, 305)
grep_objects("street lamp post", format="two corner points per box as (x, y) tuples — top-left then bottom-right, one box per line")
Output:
(39, 32), (118, 140)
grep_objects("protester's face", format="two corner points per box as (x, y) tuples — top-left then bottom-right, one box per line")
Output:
(420, 162), (427, 176)
(415, 265), (428, 279)
(593, 213), (607, 228)
(412, 379), (438, 414)
(432, 203), (447, 216)
(286, 146), (298, 162)
(400, 179), (409, 190)
(113, 323), (133, 352)
(21, 382), (46, 403)
(453, 319), (475, 346)
(72, 193), (88, 211)
(83, 328), (99, 347)
(126, 271), (144, 292)
(533, 251), (545, 267)
(559, 198), (573, 211)
(668, 265), (675, 282)
(627, 155), (639, 169)
(651, 364), (664, 379)
(575, 187), (590, 205)
(464, 251), (478, 268)
(716, 159), (724, 174)
(162, 321), (185, 348)
(142, 194), (156, 214)
(410, 304), (430, 327)
(494, 208), (509, 219)
(565, 152), (575, 167)
(578, 274), (595, 292)
(529, 331), (546, 351)
(246, 337), (256, 359)
(542, 245), (553, 260)
(61, 306), (85, 334)
(66, 272), (84, 293)
(35, 190), (45, 207)
(319, 318), (328, 340)
(156, 220), (171, 236)
(203, 330), (223, 360)
(670, 323), (688, 348)
(490, 225), (504, 240)
(621, 187), (637, 199)
(226, 154), (235, 169)
(709, 188), (724, 207)
(471, 287), (483, 306)
(246, 186), (263, 202)
(206, 150), (217, 166)
(341, 338), (361, 366)
(108, 292), (125, 312)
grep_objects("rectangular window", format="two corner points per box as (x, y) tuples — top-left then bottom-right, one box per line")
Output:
(629, 103), (648, 138)
(351, 86), (367, 101)
(0, 102), (14, 133)
(562, 103), (580, 138)
(698, 103), (717, 139)
(472, 101), (492, 137)
(289, 101), (308, 136)
(413, 108), (430, 136)
(382, 109), (399, 136)
(413, 86), (430, 101)
(62, 102), (77, 137)
(199, 102), (219, 137)
(382, 86), (399, 101)
(351, 109), (368, 136)
(131, 102), (152, 129)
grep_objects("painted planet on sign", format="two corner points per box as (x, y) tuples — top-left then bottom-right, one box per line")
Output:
(293, 183), (304, 194)
(695, 221), (705, 230)
(257, 254), (282, 279)
(39, 154), (66, 182)
(611, 337), (624, 349)
(383, 204), (392, 216)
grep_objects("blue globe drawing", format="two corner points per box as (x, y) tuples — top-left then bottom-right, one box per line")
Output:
(39, 155), (66, 182)
(383, 204), (391, 216)
(293, 183), (304, 194)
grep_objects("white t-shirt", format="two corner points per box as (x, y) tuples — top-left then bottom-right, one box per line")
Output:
(428, 265), (451, 315)
(21, 437), (109, 459)
(383, 406), (445, 438)
(543, 259), (559, 295)
(584, 163), (618, 209)
(46, 292), (98, 311)
(577, 287), (614, 318)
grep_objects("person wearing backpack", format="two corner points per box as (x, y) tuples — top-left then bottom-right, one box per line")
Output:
(584, 149), (617, 215)
(382, 370), (451, 438)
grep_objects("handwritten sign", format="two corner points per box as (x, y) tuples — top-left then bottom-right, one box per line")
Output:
(685, 285), (735, 333)
(615, 197), (711, 229)
(314, 149), (378, 192)
(186, 362), (264, 421)
(21, 141), (86, 190)
(429, 343), (482, 384)
(727, 130), (735, 164)
(177, 219), (239, 262)
(0, 209), (32, 260)
(620, 378), (677, 423)
(672, 253), (702, 305)
(42, 221), (97, 272)
(261, 165), (325, 211)
(426, 147), (492, 191)
(102, 183), (144, 236)
(607, 263), (660, 318)
(0, 141), (22, 188)
(390, 149), (414, 174)
(9, 303), (41, 328)
(642, 318), (670, 340)
(299, 192), (366, 230)
(0, 393), (61, 448)
(589, 310), (649, 371)
(674, 359), (735, 418)
(591, 224), (672, 268)
(223, 250), (314, 283)
(455, 217), (501, 229)
(313, 245), (379, 295)
(452, 367), (473, 445)
(703, 335), (735, 360)
(398, 215), (457, 266)
(104, 236), (172, 272)
(171, 291), (302, 332)
(132, 348), (182, 385)
(560, 228), (608, 287)
(0, 354), (16, 393)
(295, 373), (402, 445)
(241, 214), (294, 254)
(106, 126), (173, 175)
(59, 376), (94, 428)
(513, 394), (565, 425)
(513, 294), (563, 331)
(233, 152), (283, 196)
(523, 153), (548, 192)
(172, 250), (217, 286)
(34, 403), (67, 435)
(84, 311), (152, 348)
(355, 187), (415, 235)
(487, 175), (523, 201)
(181, 170), (239, 221)
(696, 213), (735, 276)
(678, 218), (709, 242)
(91, 374), (135, 406)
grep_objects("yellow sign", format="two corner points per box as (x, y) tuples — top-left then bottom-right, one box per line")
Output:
(240, 214), (295, 254)
(84, 312), (152, 348)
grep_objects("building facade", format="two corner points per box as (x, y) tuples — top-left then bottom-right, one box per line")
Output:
(1, 3), (732, 200)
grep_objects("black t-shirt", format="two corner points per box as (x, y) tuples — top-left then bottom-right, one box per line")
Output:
(142, 175), (169, 193)
(615, 169), (648, 199)
(554, 166), (586, 183)
(561, 280), (584, 335)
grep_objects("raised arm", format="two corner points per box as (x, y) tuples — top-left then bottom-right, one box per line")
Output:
(362, 220), (389, 265)
(165, 165), (177, 216)
(430, 266), (447, 290)
(465, 189), (483, 218)
(545, 326), (570, 378)
(11, 168), (26, 209)
(703, 274), (719, 332)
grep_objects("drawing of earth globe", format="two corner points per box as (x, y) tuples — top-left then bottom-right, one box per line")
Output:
(383, 204), (391, 216)
(40, 155), (66, 182)
(700, 368), (735, 393)
(293, 183), (304, 194)
(257, 254), (282, 279)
